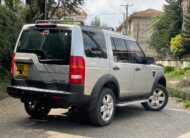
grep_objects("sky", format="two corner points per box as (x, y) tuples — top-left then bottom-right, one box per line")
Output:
(83, 0), (166, 28)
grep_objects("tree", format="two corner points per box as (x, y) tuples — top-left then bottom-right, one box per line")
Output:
(91, 16), (101, 27)
(0, 6), (23, 69)
(102, 23), (110, 28)
(3, 0), (30, 23)
(25, 0), (84, 23)
(90, 16), (111, 28)
(4, 0), (21, 12)
(181, 3), (190, 53)
(148, 0), (183, 58)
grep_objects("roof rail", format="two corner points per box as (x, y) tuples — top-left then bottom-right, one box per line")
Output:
(35, 20), (84, 25)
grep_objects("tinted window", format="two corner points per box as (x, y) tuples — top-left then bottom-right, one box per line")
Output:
(82, 30), (107, 58)
(111, 37), (132, 63)
(126, 40), (146, 64)
(17, 29), (71, 65)
(113, 38), (127, 51)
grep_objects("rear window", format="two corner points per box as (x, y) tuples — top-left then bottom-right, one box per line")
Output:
(17, 29), (71, 65)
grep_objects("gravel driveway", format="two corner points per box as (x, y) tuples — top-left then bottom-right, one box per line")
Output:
(0, 97), (190, 138)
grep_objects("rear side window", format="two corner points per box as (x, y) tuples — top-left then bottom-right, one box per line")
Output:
(17, 29), (71, 65)
(82, 29), (107, 59)
(111, 37), (132, 63)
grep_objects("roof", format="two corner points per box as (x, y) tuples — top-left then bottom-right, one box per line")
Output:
(103, 29), (136, 41)
(57, 8), (87, 16)
(129, 9), (161, 18)
(116, 9), (161, 32)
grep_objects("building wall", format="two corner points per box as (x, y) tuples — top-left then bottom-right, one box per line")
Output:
(127, 17), (157, 57)
(156, 60), (190, 69)
(182, 0), (190, 15)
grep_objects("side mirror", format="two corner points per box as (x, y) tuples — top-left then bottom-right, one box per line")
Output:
(146, 57), (155, 64)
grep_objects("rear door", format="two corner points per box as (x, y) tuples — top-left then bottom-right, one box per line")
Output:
(109, 36), (135, 97)
(81, 27), (110, 95)
(14, 26), (72, 87)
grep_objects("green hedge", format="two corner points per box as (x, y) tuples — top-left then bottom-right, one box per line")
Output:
(0, 6), (23, 70)
(164, 66), (175, 73)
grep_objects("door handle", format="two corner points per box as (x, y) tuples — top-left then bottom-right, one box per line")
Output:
(135, 67), (141, 71)
(113, 66), (120, 71)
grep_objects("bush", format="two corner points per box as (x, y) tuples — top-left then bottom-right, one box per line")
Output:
(173, 68), (185, 75)
(184, 70), (190, 76)
(164, 66), (175, 73)
(0, 6), (23, 70)
(184, 67), (190, 71)
(184, 101), (190, 108)
(0, 65), (10, 99)
(170, 34), (185, 59)
(178, 78), (190, 87)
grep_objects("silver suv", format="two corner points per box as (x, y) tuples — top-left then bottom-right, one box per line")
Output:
(7, 21), (168, 126)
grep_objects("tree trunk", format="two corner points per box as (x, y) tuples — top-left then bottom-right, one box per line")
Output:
(25, 0), (35, 23)
(25, 0), (45, 22)
(38, 0), (45, 20)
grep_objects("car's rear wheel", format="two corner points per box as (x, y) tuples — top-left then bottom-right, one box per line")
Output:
(142, 84), (168, 111)
(24, 101), (51, 118)
(89, 88), (116, 126)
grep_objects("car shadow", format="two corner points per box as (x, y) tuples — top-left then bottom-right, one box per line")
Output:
(12, 105), (154, 137)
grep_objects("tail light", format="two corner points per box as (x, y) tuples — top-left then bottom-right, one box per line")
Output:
(69, 56), (85, 84)
(11, 52), (16, 77)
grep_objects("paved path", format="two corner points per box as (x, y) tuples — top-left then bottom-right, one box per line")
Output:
(0, 98), (190, 138)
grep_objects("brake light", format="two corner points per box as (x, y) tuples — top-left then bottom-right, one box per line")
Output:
(11, 52), (16, 77)
(69, 56), (85, 84)
(35, 24), (57, 28)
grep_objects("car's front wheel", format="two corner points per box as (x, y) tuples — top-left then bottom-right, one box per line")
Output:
(24, 101), (51, 118)
(89, 88), (116, 126)
(142, 84), (168, 111)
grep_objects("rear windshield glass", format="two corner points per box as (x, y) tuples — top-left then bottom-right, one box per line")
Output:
(17, 29), (71, 65)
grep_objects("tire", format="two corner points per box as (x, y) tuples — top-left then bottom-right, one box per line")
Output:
(89, 88), (116, 126)
(24, 101), (51, 118)
(142, 84), (168, 111)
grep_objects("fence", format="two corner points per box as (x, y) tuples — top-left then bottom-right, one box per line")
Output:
(156, 60), (190, 69)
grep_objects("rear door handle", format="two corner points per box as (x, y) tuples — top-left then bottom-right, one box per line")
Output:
(135, 67), (141, 71)
(113, 66), (120, 71)
(14, 58), (33, 64)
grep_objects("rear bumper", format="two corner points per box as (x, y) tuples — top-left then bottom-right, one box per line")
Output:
(7, 86), (90, 106)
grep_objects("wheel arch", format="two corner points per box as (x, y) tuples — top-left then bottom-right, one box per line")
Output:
(157, 77), (166, 87)
(151, 72), (167, 93)
(90, 74), (120, 100)
(88, 74), (120, 111)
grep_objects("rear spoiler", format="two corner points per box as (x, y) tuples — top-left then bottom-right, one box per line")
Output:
(35, 20), (84, 25)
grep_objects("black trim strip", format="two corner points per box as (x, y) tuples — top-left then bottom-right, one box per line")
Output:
(11, 79), (84, 93)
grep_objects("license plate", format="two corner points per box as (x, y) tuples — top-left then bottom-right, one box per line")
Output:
(16, 64), (29, 77)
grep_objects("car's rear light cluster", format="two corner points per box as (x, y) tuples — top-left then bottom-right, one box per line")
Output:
(11, 52), (16, 77)
(69, 56), (85, 84)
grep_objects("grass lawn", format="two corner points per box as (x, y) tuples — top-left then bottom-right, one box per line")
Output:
(166, 72), (190, 108)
